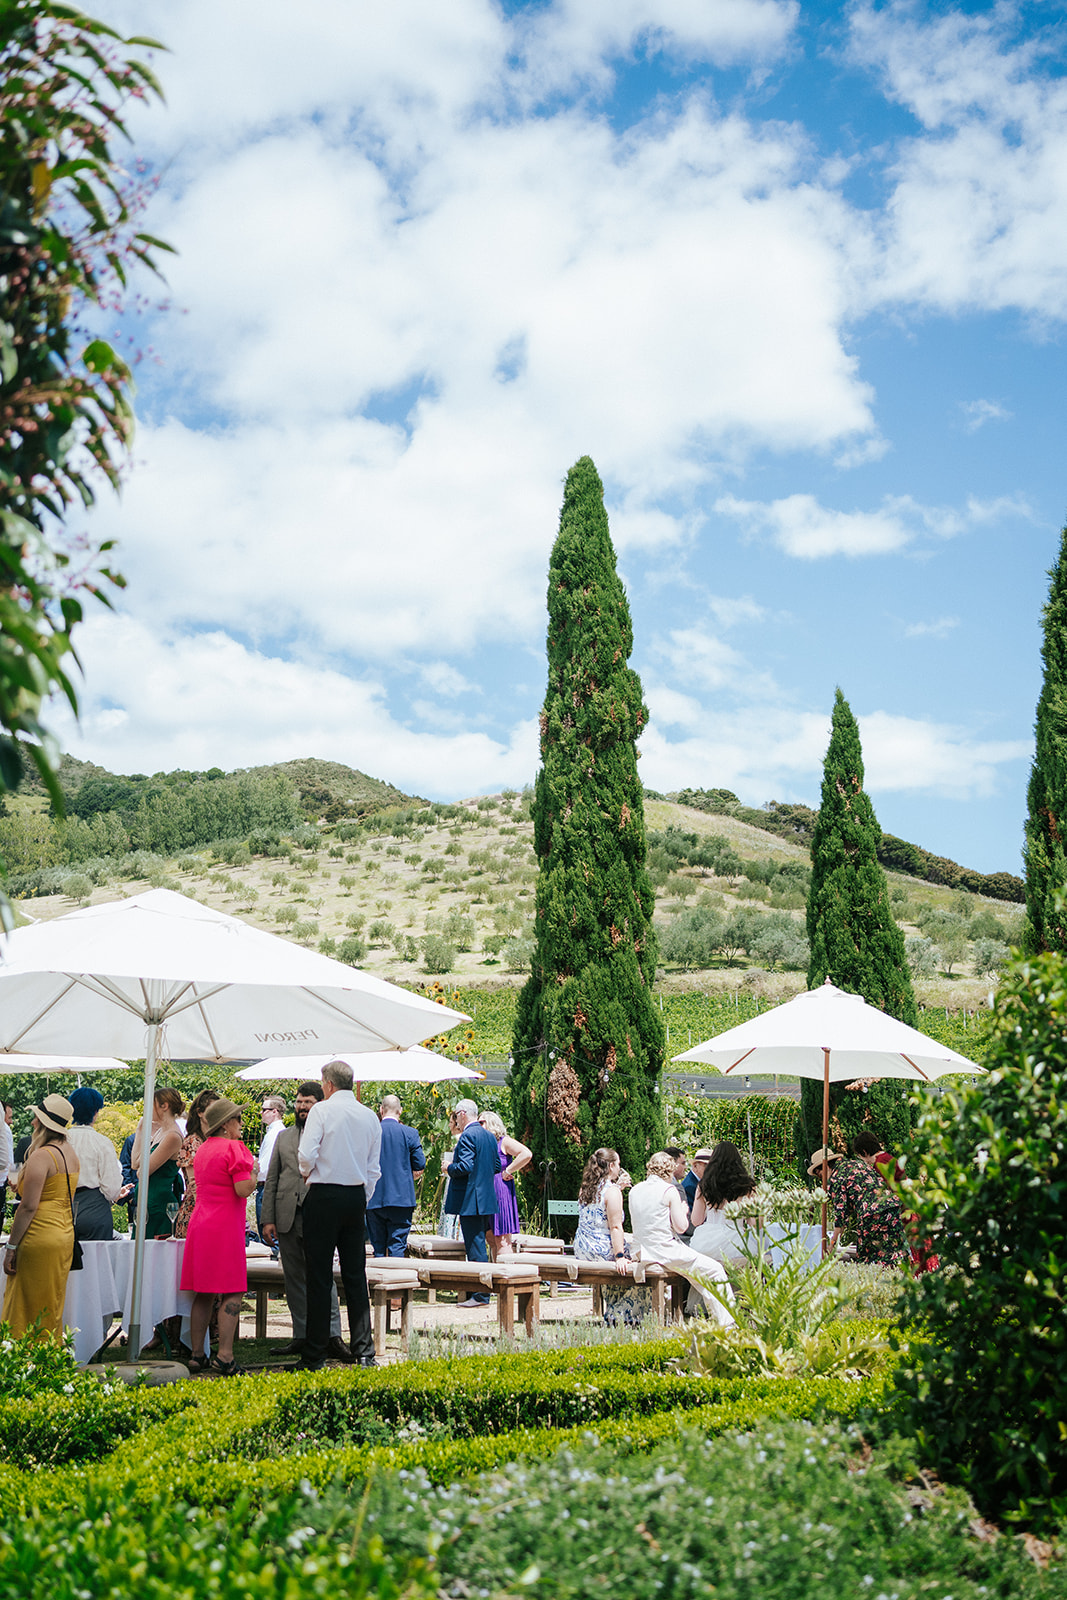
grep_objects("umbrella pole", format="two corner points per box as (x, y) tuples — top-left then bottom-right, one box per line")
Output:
(128, 1019), (160, 1360)
(821, 1046), (830, 1259)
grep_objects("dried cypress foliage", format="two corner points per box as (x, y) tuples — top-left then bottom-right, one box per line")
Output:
(510, 457), (665, 1198)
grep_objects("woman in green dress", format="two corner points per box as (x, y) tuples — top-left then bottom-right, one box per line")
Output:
(130, 1087), (184, 1236)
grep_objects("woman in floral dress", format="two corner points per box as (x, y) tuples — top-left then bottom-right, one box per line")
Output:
(822, 1135), (909, 1267)
(573, 1146), (651, 1325)
(173, 1090), (220, 1239)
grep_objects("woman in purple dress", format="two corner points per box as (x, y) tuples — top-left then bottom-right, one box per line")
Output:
(478, 1111), (532, 1260)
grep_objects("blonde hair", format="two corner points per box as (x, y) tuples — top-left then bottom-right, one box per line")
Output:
(479, 1110), (506, 1139)
(645, 1151), (677, 1182)
(28, 1120), (67, 1157)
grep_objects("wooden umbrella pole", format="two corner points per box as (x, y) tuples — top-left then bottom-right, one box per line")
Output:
(821, 1046), (830, 1258)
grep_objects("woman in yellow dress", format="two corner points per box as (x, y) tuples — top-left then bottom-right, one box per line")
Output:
(2, 1094), (80, 1340)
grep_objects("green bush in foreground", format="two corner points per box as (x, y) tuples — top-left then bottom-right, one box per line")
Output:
(1, 1416), (1060, 1599)
(893, 953), (1067, 1531)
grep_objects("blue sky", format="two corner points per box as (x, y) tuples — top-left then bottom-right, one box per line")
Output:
(64, 0), (1067, 874)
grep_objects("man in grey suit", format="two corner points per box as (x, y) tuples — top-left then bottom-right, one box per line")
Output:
(260, 1081), (350, 1362)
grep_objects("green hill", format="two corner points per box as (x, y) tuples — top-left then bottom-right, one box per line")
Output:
(0, 754), (1024, 1011)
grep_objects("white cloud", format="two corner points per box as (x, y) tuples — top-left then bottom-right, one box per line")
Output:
(706, 594), (766, 628)
(75, 75), (884, 663)
(716, 490), (1027, 559)
(903, 616), (960, 640)
(652, 625), (758, 694)
(850, 3), (1067, 318)
(857, 711), (1029, 800)
(515, 0), (798, 97)
(640, 703), (1028, 805)
(419, 662), (478, 698)
(56, 617), (538, 796)
(960, 399), (1012, 432)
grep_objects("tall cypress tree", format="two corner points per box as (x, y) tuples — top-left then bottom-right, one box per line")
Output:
(800, 689), (918, 1159)
(1023, 524), (1067, 954)
(510, 457), (665, 1199)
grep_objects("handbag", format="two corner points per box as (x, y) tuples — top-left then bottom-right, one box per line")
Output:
(61, 1158), (84, 1271)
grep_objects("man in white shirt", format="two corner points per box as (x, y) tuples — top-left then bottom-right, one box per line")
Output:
(256, 1096), (286, 1246)
(298, 1059), (381, 1370)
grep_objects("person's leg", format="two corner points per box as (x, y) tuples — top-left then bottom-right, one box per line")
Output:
(484, 1228), (500, 1263)
(255, 1185), (264, 1239)
(188, 1292), (214, 1359)
(459, 1214), (491, 1304)
(214, 1288), (243, 1363)
(302, 1184), (340, 1366)
(365, 1207), (388, 1258)
(335, 1185), (373, 1361)
(674, 1246), (735, 1328)
(277, 1223), (309, 1342)
(387, 1207), (414, 1257)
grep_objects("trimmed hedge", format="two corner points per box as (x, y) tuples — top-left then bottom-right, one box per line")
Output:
(0, 1332), (895, 1514)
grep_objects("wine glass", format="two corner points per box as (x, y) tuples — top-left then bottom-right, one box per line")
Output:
(165, 1201), (179, 1235)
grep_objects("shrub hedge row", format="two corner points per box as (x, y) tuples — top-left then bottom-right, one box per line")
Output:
(0, 1333), (894, 1514)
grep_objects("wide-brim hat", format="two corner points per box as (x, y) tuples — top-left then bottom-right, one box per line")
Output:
(35, 1093), (74, 1135)
(202, 1098), (248, 1136)
(807, 1147), (842, 1177)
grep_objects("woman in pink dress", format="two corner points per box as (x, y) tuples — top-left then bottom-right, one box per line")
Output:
(179, 1098), (258, 1375)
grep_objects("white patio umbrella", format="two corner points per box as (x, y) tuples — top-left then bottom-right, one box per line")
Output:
(0, 1053), (126, 1074)
(673, 980), (983, 1252)
(236, 1045), (482, 1085)
(0, 889), (469, 1353)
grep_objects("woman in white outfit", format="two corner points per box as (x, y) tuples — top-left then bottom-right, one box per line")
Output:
(687, 1140), (757, 1316)
(689, 1141), (757, 1263)
(628, 1151), (734, 1326)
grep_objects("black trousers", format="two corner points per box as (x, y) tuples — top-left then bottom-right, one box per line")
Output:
(302, 1182), (373, 1363)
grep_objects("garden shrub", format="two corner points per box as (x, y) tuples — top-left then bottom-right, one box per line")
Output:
(893, 951), (1067, 1531)
(340, 1420), (1060, 1600)
(0, 1336), (893, 1517)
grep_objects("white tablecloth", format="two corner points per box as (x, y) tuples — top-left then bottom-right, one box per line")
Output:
(63, 1239), (194, 1364)
(759, 1220), (823, 1269)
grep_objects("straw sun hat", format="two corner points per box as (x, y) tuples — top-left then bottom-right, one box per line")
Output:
(806, 1147), (843, 1177)
(34, 1094), (74, 1135)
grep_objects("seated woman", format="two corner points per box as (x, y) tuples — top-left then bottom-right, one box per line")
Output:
(573, 1146), (651, 1326)
(689, 1140), (756, 1264)
(628, 1151), (735, 1326)
(820, 1131), (909, 1267)
(65, 1087), (129, 1241)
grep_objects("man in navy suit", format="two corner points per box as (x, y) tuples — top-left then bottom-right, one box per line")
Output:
(444, 1099), (502, 1306)
(366, 1095), (425, 1257)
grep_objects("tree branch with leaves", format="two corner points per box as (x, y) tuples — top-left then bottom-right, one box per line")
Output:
(0, 0), (169, 887)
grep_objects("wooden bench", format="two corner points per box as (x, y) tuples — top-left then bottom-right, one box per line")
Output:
(405, 1233), (567, 1259)
(516, 1254), (689, 1323)
(244, 1260), (420, 1356)
(369, 1255), (541, 1338)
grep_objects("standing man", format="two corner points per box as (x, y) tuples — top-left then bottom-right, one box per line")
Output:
(256, 1096), (287, 1246)
(444, 1099), (501, 1308)
(366, 1094), (425, 1258)
(260, 1081), (349, 1362)
(298, 1060), (381, 1370)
